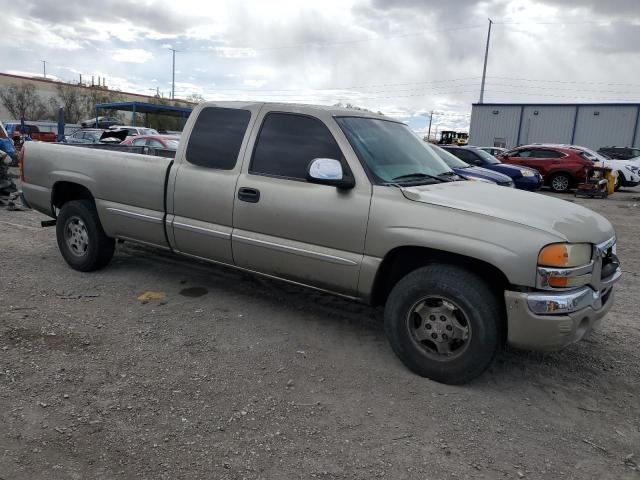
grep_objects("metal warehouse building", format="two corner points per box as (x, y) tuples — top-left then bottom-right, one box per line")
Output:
(469, 103), (640, 150)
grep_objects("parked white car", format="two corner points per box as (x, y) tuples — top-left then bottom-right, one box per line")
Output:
(577, 146), (640, 190)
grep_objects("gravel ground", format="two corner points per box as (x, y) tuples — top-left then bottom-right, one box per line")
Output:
(1, 187), (639, 480)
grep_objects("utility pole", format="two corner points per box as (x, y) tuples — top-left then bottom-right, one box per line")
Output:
(170, 49), (178, 100)
(479, 18), (492, 104)
(427, 110), (434, 141)
(41, 60), (47, 79)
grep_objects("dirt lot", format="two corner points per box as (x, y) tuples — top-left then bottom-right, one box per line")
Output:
(1, 187), (639, 480)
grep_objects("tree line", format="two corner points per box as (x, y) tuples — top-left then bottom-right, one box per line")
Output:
(0, 82), (128, 124)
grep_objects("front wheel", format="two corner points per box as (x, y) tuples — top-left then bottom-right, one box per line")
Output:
(549, 173), (571, 193)
(56, 200), (115, 272)
(614, 174), (622, 191)
(384, 264), (503, 384)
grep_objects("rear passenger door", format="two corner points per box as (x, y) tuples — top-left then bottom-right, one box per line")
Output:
(232, 110), (371, 296)
(168, 104), (260, 264)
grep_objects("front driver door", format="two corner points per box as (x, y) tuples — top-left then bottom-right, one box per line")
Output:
(232, 109), (372, 296)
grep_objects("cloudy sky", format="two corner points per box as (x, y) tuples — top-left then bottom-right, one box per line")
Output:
(1, 0), (639, 135)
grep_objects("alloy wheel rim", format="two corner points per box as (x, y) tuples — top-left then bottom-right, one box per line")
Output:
(65, 217), (89, 257)
(406, 296), (472, 361)
(553, 176), (569, 191)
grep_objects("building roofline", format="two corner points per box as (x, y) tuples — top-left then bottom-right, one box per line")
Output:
(0, 71), (195, 105)
(472, 102), (640, 107)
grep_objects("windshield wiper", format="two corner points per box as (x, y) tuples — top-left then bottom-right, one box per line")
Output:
(391, 172), (451, 183)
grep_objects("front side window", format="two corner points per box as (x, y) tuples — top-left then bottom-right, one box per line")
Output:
(511, 149), (532, 158)
(132, 138), (147, 146)
(186, 107), (251, 170)
(531, 149), (564, 159)
(250, 113), (343, 180)
(336, 117), (451, 184)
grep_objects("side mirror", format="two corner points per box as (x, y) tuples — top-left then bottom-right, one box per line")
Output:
(307, 158), (355, 189)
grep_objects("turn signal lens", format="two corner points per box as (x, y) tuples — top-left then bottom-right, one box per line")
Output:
(538, 243), (592, 268)
(548, 276), (568, 288)
(548, 274), (592, 288)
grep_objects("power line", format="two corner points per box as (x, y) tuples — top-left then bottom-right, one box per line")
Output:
(488, 76), (640, 88)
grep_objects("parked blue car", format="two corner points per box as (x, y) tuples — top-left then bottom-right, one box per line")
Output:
(442, 146), (543, 191)
(429, 143), (514, 187)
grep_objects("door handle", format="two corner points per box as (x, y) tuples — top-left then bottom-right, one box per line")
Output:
(238, 187), (260, 203)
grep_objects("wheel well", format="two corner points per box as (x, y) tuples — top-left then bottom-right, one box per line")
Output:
(546, 170), (575, 185)
(51, 182), (94, 211)
(370, 246), (510, 307)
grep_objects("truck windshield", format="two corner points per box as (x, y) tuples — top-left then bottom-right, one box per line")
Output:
(336, 117), (453, 184)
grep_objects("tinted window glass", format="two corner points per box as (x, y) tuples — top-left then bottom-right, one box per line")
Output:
(512, 149), (532, 158)
(251, 113), (342, 180)
(531, 149), (563, 158)
(186, 107), (251, 170)
(451, 149), (480, 164)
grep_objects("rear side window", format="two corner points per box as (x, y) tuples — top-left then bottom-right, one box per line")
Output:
(186, 107), (251, 170)
(250, 113), (343, 180)
(451, 149), (479, 163)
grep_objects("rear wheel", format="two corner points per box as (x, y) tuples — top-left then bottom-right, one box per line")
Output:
(56, 200), (115, 271)
(384, 264), (503, 384)
(549, 173), (571, 193)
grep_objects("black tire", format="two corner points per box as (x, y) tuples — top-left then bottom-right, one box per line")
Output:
(384, 264), (503, 385)
(549, 173), (571, 193)
(614, 174), (622, 192)
(56, 200), (115, 272)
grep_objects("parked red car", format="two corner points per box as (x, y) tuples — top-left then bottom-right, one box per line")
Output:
(498, 144), (593, 193)
(120, 135), (180, 150)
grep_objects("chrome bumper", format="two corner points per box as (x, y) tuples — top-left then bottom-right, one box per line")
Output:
(504, 268), (621, 351)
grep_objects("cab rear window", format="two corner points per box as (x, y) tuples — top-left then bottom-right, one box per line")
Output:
(186, 107), (251, 170)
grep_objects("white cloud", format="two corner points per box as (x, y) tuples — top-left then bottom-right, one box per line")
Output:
(111, 49), (153, 64)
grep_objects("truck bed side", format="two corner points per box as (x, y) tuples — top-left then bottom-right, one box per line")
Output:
(22, 142), (172, 248)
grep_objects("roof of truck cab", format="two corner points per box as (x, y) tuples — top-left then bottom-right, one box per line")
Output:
(198, 101), (392, 120)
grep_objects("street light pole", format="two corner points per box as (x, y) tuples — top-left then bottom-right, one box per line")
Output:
(479, 18), (492, 104)
(42, 60), (47, 79)
(170, 49), (177, 100)
(427, 110), (434, 141)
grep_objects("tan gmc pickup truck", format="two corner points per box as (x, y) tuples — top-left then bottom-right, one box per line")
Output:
(21, 102), (621, 384)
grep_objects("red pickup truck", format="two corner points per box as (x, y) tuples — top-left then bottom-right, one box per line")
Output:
(498, 144), (592, 193)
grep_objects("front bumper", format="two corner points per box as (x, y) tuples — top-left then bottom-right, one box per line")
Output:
(514, 175), (543, 191)
(504, 279), (619, 351)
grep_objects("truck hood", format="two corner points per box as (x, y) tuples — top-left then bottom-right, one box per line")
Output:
(401, 182), (614, 243)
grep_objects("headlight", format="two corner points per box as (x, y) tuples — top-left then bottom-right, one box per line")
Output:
(537, 243), (593, 288)
(625, 165), (639, 173)
(538, 243), (592, 267)
(520, 169), (535, 177)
